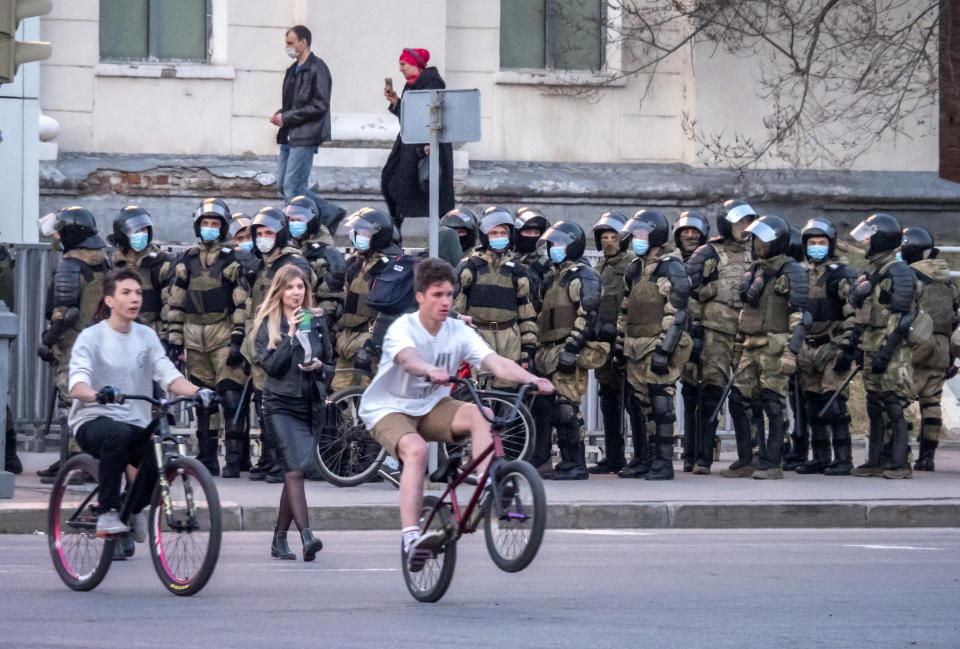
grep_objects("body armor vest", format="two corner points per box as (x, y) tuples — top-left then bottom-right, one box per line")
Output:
(249, 247), (305, 320)
(917, 274), (956, 335)
(702, 239), (751, 335)
(115, 248), (165, 322)
(857, 256), (902, 330)
(805, 261), (845, 337)
(625, 256), (668, 338)
(739, 257), (791, 335)
(597, 252), (630, 328)
(539, 262), (581, 344)
(341, 254), (386, 329)
(182, 247), (234, 325)
(463, 254), (523, 325)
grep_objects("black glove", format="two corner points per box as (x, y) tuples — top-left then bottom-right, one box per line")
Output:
(598, 323), (618, 344)
(40, 326), (60, 349)
(612, 348), (627, 369)
(871, 349), (893, 374)
(743, 273), (766, 307)
(196, 388), (217, 408)
(226, 343), (244, 367)
(849, 274), (873, 309)
(354, 342), (375, 374)
(37, 344), (56, 363)
(167, 343), (184, 364)
(947, 357), (959, 380)
(95, 386), (121, 405)
(650, 347), (670, 376)
(689, 327), (704, 366)
(833, 344), (856, 374)
(557, 350), (578, 374)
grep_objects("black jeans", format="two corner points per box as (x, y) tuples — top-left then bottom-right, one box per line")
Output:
(76, 417), (155, 513)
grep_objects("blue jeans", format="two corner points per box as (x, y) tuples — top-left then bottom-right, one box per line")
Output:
(277, 146), (343, 225)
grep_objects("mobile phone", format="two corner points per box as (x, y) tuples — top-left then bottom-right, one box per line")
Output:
(298, 308), (311, 332)
(385, 77), (394, 92)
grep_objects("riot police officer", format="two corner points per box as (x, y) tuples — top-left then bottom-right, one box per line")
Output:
(454, 207), (538, 383)
(730, 215), (809, 480)
(685, 199), (755, 474)
(284, 195), (345, 334)
(440, 208), (479, 261)
(589, 211), (632, 474)
(514, 207), (551, 312)
(672, 210), (710, 473)
(167, 198), (248, 477)
(615, 211), (693, 480)
(795, 218), (858, 475)
(533, 221), (605, 480)
(901, 227), (959, 471)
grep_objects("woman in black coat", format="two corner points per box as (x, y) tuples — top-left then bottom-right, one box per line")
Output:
(380, 47), (455, 233)
(253, 264), (332, 562)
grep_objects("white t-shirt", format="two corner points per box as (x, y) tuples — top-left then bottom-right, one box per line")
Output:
(67, 320), (184, 432)
(358, 313), (494, 429)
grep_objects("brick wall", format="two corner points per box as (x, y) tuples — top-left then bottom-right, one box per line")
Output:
(942, 0), (960, 183)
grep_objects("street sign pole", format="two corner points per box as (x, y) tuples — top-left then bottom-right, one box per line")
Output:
(428, 90), (441, 257)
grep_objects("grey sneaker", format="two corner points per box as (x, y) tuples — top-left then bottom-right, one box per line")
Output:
(405, 530), (446, 573)
(882, 466), (913, 480)
(851, 463), (885, 477)
(130, 512), (148, 543)
(96, 510), (130, 537)
(752, 467), (783, 480)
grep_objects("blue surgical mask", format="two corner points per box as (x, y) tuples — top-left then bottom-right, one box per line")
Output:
(237, 241), (254, 253)
(200, 226), (220, 242)
(806, 244), (829, 260)
(489, 237), (509, 251)
(896, 252), (903, 262)
(289, 221), (308, 239)
(354, 234), (371, 252)
(129, 232), (149, 252)
(549, 245), (566, 264)
(256, 237), (275, 254)
(632, 239), (649, 256)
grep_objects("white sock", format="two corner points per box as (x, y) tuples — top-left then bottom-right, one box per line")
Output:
(402, 526), (420, 552)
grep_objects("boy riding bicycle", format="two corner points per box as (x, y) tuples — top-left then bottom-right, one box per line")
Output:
(68, 269), (215, 539)
(358, 258), (553, 572)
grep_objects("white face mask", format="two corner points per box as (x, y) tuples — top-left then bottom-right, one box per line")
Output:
(285, 47), (297, 59)
(256, 237), (275, 254)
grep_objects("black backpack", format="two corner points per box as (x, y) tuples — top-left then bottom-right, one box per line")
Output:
(366, 253), (419, 315)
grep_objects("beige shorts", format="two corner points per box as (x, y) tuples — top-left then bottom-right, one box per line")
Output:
(370, 397), (466, 458)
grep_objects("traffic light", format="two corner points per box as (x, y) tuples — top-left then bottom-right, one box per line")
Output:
(0, 0), (52, 85)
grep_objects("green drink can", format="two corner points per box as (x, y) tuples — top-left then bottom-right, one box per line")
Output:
(298, 308), (311, 332)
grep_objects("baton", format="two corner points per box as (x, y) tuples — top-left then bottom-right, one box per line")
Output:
(232, 378), (252, 427)
(817, 366), (860, 419)
(708, 367), (743, 429)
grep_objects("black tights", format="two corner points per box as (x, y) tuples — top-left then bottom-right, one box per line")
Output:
(276, 470), (309, 533)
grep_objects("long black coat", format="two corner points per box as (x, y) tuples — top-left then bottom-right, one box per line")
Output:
(380, 67), (455, 227)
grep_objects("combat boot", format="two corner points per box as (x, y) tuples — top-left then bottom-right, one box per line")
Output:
(782, 433), (808, 471)
(196, 430), (220, 477)
(913, 438), (938, 472)
(824, 421), (853, 475)
(681, 385), (697, 472)
(221, 439), (245, 478)
(645, 429), (676, 481)
(882, 397), (912, 480)
(4, 423), (21, 474)
(618, 399), (650, 478)
(853, 393), (885, 477)
(592, 386), (625, 474)
(553, 441), (589, 481)
(796, 423), (831, 474)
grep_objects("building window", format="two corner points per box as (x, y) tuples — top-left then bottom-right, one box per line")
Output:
(99, 0), (210, 62)
(500, 0), (603, 71)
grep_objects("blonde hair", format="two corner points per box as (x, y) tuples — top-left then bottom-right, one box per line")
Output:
(252, 265), (313, 350)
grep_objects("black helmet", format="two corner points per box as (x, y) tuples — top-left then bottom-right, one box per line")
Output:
(228, 212), (252, 240)
(593, 212), (628, 251)
(901, 227), (935, 265)
(110, 205), (153, 250)
(744, 214), (790, 259)
(630, 209), (670, 249)
(673, 210), (710, 250)
(440, 208), (479, 253)
(478, 206), (516, 250)
(787, 226), (804, 261)
(538, 220), (586, 261)
(55, 206), (105, 251)
(851, 213), (902, 259)
(800, 217), (837, 257)
(193, 198), (230, 240)
(338, 208), (394, 252)
(284, 195), (321, 236)
(717, 199), (757, 240)
(515, 207), (549, 254)
(252, 206), (290, 253)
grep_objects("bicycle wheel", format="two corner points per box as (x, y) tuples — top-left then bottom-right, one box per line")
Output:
(149, 456), (222, 596)
(439, 392), (535, 467)
(47, 454), (113, 591)
(483, 460), (547, 573)
(315, 386), (386, 487)
(402, 495), (457, 603)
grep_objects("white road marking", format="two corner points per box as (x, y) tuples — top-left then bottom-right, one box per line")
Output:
(551, 530), (658, 536)
(256, 567), (398, 573)
(843, 544), (943, 551)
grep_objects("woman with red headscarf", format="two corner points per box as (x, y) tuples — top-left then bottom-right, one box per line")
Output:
(380, 48), (455, 234)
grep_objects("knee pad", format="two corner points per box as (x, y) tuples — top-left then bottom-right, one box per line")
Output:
(219, 389), (242, 416)
(761, 388), (785, 419)
(819, 394), (850, 424)
(881, 391), (906, 420)
(650, 395), (676, 424)
(216, 379), (244, 395)
(552, 398), (580, 428)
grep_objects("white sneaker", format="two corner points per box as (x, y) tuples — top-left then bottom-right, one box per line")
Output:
(130, 512), (148, 543)
(95, 510), (130, 537)
(405, 529), (446, 573)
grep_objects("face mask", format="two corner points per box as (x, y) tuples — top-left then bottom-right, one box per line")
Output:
(517, 236), (538, 254)
(806, 244), (828, 260)
(602, 240), (621, 256)
(354, 234), (371, 252)
(285, 47), (297, 59)
(632, 239), (649, 256)
(896, 252), (903, 262)
(549, 245), (566, 264)
(129, 232), (149, 252)
(489, 237), (509, 251)
(238, 241), (254, 253)
(289, 221), (308, 239)
(200, 227), (220, 242)
(256, 237), (275, 254)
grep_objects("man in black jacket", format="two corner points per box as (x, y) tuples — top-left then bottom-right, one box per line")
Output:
(271, 25), (342, 226)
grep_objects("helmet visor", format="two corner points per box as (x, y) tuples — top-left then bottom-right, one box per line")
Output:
(620, 219), (653, 242)
(38, 212), (57, 238)
(196, 201), (230, 221)
(479, 211), (514, 235)
(674, 215), (706, 235)
(744, 219), (778, 243)
(537, 227), (577, 250)
(337, 213), (380, 238)
(725, 203), (756, 223)
(120, 212), (153, 236)
(803, 218), (833, 239)
(283, 204), (314, 224)
(594, 214), (626, 235)
(850, 220), (877, 242)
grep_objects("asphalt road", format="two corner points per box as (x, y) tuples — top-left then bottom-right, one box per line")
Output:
(2, 529), (958, 649)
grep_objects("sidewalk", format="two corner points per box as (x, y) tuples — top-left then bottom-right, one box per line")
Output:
(3, 444), (959, 533)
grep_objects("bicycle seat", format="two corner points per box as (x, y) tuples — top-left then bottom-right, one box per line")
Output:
(429, 453), (462, 484)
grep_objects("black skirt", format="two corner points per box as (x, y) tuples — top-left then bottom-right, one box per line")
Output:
(262, 386), (321, 474)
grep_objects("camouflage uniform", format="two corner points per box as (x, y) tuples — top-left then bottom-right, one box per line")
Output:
(331, 251), (390, 390)
(299, 231), (345, 335)
(111, 244), (173, 339)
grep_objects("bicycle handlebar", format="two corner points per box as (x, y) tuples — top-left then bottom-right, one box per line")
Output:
(118, 393), (220, 409)
(446, 376), (537, 427)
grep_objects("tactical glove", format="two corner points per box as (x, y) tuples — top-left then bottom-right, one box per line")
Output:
(778, 351), (798, 376)
(37, 344), (56, 363)
(354, 342), (376, 374)
(557, 351), (578, 375)
(650, 347), (670, 376)
(226, 343), (245, 367)
(196, 388), (217, 408)
(833, 343), (857, 374)
(167, 343), (184, 365)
